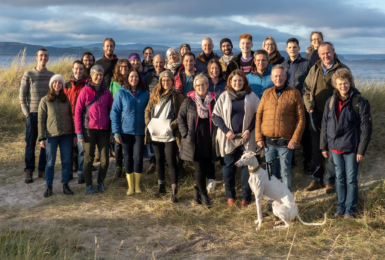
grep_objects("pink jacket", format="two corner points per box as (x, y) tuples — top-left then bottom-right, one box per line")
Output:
(74, 80), (113, 134)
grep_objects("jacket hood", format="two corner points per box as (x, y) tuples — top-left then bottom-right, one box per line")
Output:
(187, 91), (216, 100)
(306, 45), (314, 53)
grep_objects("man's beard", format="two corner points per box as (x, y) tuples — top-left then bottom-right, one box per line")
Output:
(223, 49), (232, 55)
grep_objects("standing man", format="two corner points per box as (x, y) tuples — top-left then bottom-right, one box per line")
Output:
(144, 54), (166, 93)
(20, 49), (55, 183)
(81, 51), (95, 78)
(64, 60), (88, 184)
(227, 34), (254, 75)
(218, 38), (235, 76)
(175, 52), (197, 96)
(281, 38), (313, 174)
(95, 38), (118, 87)
(195, 37), (220, 74)
(303, 42), (350, 193)
(255, 65), (305, 191)
(246, 50), (273, 99)
(142, 46), (154, 76)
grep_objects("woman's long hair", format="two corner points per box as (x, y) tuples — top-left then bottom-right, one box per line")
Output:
(149, 78), (175, 105)
(124, 68), (145, 92)
(207, 58), (223, 79)
(225, 69), (252, 94)
(112, 58), (131, 82)
(47, 83), (67, 103)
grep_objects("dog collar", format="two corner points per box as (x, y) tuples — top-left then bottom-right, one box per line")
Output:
(249, 163), (265, 173)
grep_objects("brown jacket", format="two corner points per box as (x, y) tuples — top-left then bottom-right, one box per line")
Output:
(255, 85), (305, 144)
(144, 91), (185, 147)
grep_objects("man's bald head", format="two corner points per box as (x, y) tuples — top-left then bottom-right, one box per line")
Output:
(153, 54), (165, 74)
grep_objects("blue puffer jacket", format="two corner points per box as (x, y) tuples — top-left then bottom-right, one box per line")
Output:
(208, 78), (227, 100)
(322, 88), (372, 156)
(111, 87), (150, 136)
(246, 64), (274, 99)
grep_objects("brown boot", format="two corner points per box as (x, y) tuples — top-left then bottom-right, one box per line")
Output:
(25, 170), (33, 184)
(325, 183), (336, 194)
(38, 171), (45, 179)
(304, 182), (324, 192)
(227, 198), (235, 206)
(242, 200), (250, 208)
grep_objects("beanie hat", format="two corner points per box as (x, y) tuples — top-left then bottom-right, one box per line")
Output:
(128, 53), (141, 62)
(159, 70), (175, 84)
(179, 43), (191, 54)
(220, 38), (233, 48)
(49, 74), (65, 89)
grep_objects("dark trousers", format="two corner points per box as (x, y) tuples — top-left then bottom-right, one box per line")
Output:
(121, 134), (145, 173)
(220, 147), (251, 201)
(24, 113), (46, 172)
(301, 111), (313, 170)
(153, 141), (178, 184)
(309, 112), (335, 185)
(114, 139), (123, 166)
(193, 157), (213, 193)
(83, 129), (110, 186)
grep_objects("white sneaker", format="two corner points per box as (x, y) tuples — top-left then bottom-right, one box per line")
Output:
(207, 179), (217, 193)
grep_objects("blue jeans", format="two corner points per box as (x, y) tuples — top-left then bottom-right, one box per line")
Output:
(331, 152), (359, 215)
(45, 134), (72, 185)
(220, 147), (251, 201)
(264, 145), (293, 191)
(25, 113), (46, 172)
(77, 141), (85, 173)
(121, 134), (145, 173)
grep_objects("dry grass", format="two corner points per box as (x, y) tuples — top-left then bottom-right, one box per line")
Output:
(0, 54), (384, 259)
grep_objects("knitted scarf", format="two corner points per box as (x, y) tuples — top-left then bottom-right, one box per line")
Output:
(222, 54), (235, 65)
(268, 50), (283, 65)
(228, 89), (247, 101)
(160, 88), (174, 104)
(193, 91), (212, 118)
(165, 60), (182, 74)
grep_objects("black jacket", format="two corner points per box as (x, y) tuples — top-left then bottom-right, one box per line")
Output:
(177, 94), (218, 162)
(305, 49), (320, 65)
(226, 51), (255, 76)
(95, 56), (118, 87)
(281, 55), (313, 94)
(322, 88), (372, 156)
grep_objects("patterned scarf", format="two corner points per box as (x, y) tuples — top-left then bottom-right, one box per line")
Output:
(193, 91), (212, 118)
(165, 60), (182, 74)
(160, 89), (174, 104)
(222, 54), (235, 65)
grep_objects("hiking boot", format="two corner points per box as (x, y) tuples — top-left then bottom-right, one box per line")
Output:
(200, 191), (211, 206)
(193, 186), (202, 204)
(86, 185), (95, 195)
(344, 214), (356, 219)
(146, 164), (156, 175)
(325, 183), (336, 194)
(25, 170), (33, 184)
(242, 200), (250, 208)
(38, 171), (45, 179)
(227, 198), (235, 206)
(63, 183), (74, 195)
(73, 158), (79, 173)
(304, 182), (324, 192)
(94, 154), (101, 162)
(155, 182), (166, 197)
(97, 182), (106, 193)
(330, 213), (344, 219)
(44, 185), (53, 197)
(78, 174), (85, 184)
(171, 184), (178, 203)
(114, 166), (122, 178)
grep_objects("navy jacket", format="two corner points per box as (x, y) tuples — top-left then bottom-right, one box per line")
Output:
(195, 52), (220, 75)
(208, 78), (226, 100)
(322, 88), (372, 156)
(110, 87), (150, 136)
(281, 55), (313, 95)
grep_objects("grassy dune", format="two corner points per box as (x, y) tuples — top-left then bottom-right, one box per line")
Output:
(0, 53), (384, 259)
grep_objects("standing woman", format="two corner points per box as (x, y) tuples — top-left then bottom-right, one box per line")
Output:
(305, 31), (324, 64)
(262, 36), (284, 65)
(128, 53), (144, 79)
(213, 69), (260, 207)
(322, 68), (372, 218)
(207, 59), (227, 99)
(110, 58), (131, 178)
(145, 70), (185, 202)
(165, 47), (182, 75)
(111, 68), (149, 195)
(75, 65), (113, 194)
(178, 74), (217, 205)
(38, 75), (76, 197)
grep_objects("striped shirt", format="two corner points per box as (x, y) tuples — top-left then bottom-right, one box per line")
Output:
(240, 56), (253, 74)
(19, 68), (55, 116)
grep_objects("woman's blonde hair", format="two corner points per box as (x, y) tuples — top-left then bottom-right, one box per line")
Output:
(262, 36), (279, 51)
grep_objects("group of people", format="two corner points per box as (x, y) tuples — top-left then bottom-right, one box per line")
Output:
(19, 32), (372, 218)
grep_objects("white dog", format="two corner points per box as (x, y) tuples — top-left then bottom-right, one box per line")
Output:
(235, 151), (326, 230)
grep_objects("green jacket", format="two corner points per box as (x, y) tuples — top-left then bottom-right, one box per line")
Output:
(110, 80), (124, 99)
(38, 96), (75, 140)
(302, 58), (351, 113)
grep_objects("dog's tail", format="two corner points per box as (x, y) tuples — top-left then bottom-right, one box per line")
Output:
(296, 213), (327, 226)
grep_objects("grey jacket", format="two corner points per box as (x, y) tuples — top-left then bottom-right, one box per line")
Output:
(281, 55), (313, 95)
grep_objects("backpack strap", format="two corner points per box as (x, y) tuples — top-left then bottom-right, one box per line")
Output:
(328, 95), (335, 111)
(84, 89), (105, 113)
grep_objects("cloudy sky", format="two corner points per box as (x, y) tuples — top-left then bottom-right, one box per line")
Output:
(1, 0), (384, 54)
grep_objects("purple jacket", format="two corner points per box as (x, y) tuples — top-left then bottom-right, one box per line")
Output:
(75, 79), (113, 134)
